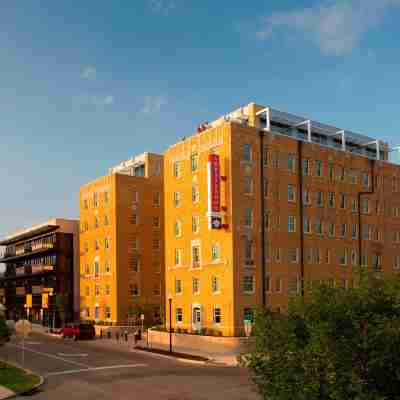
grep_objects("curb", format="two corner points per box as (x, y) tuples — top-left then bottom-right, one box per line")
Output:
(131, 347), (210, 365)
(0, 359), (45, 400)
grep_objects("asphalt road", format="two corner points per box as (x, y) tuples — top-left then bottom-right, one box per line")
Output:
(0, 334), (260, 400)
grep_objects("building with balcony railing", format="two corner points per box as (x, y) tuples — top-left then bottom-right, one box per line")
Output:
(0, 218), (79, 325)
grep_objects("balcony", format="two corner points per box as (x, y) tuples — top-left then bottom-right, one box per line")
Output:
(0, 264), (55, 280)
(0, 244), (55, 262)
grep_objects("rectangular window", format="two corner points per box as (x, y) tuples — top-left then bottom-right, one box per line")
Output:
(288, 216), (296, 233)
(304, 218), (311, 234)
(243, 276), (255, 293)
(288, 184), (296, 202)
(153, 192), (161, 207)
(352, 198), (358, 213)
(213, 308), (222, 324)
(211, 243), (220, 261)
(132, 213), (138, 225)
(95, 285), (100, 296)
(176, 308), (183, 323)
(192, 245), (200, 268)
(174, 248), (182, 266)
(363, 225), (371, 240)
(302, 159), (310, 176)
(192, 216), (200, 234)
(288, 153), (296, 172)
(244, 208), (253, 228)
(175, 279), (182, 294)
(340, 223), (347, 238)
(328, 163), (334, 182)
(152, 238), (160, 250)
(352, 224), (358, 239)
(85, 286), (90, 296)
(303, 190), (311, 205)
(328, 192), (335, 208)
(173, 192), (181, 207)
(173, 161), (182, 178)
(289, 248), (299, 263)
(340, 194), (347, 209)
(316, 191), (324, 207)
(315, 219), (323, 235)
(244, 177), (253, 195)
(351, 250), (358, 266)
(362, 199), (370, 214)
(133, 191), (139, 203)
(105, 237), (110, 250)
(328, 223), (335, 238)
(372, 254), (382, 270)
(131, 257), (139, 272)
(315, 160), (322, 177)
(339, 249), (348, 266)
(394, 255), (400, 270)
(192, 278), (200, 294)
(275, 248), (282, 263)
(192, 185), (200, 203)
(191, 153), (199, 172)
(243, 144), (252, 162)
(212, 276), (220, 293)
(264, 179), (269, 197)
(362, 173), (370, 189)
(263, 146), (269, 166)
(153, 216), (160, 228)
(338, 166), (345, 182)
(244, 238), (253, 264)
(93, 192), (99, 208)
(276, 277), (283, 293)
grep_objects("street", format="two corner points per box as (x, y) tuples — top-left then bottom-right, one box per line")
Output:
(0, 333), (260, 400)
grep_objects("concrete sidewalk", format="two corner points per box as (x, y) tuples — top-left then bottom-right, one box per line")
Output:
(0, 386), (14, 400)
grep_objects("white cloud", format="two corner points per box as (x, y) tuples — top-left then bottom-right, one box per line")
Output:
(148, 0), (176, 15)
(140, 95), (167, 113)
(81, 66), (97, 80)
(91, 95), (115, 106)
(257, 0), (400, 56)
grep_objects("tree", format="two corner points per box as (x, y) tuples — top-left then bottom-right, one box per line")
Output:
(244, 273), (400, 400)
(0, 316), (9, 345)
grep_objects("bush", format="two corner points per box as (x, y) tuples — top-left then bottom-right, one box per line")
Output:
(244, 273), (400, 400)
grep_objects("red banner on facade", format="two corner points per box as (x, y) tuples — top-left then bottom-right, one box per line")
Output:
(208, 154), (221, 213)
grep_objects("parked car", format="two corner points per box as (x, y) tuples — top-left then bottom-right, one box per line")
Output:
(62, 322), (95, 340)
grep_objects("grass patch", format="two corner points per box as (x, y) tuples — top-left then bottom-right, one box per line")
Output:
(0, 361), (40, 393)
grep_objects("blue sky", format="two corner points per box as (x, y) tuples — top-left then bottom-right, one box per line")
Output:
(1, 0), (400, 236)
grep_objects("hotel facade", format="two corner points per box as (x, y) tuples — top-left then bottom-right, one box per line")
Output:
(164, 102), (400, 336)
(79, 152), (164, 325)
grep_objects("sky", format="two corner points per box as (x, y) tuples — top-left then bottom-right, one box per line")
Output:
(1, 0), (400, 237)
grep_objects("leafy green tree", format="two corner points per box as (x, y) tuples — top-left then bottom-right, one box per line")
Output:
(244, 273), (400, 400)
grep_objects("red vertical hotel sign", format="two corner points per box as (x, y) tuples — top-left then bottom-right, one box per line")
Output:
(208, 154), (222, 229)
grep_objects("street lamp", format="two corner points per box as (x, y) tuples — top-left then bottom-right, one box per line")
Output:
(168, 294), (173, 354)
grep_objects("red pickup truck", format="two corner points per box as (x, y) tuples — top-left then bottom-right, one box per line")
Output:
(62, 323), (96, 340)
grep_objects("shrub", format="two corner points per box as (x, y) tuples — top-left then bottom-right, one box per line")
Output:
(244, 273), (400, 400)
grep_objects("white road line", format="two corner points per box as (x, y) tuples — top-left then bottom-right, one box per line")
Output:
(8, 344), (90, 368)
(45, 363), (148, 377)
(57, 353), (88, 357)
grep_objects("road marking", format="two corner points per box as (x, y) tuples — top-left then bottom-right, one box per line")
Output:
(45, 363), (148, 377)
(57, 353), (88, 357)
(8, 344), (90, 368)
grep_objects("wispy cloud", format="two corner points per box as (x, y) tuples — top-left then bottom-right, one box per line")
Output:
(81, 66), (97, 80)
(91, 95), (115, 106)
(257, 0), (400, 56)
(140, 95), (167, 113)
(148, 0), (176, 15)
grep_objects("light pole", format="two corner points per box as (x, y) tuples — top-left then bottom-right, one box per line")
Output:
(168, 294), (172, 354)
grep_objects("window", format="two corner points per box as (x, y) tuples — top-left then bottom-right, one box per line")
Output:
(328, 223), (335, 238)
(244, 177), (253, 194)
(339, 249), (348, 266)
(338, 166), (345, 181)
(263, 146), (269, 166)
(153, 284), (161, 296)
(275, 248), (282, 263)
(361, 253), (368, 267)
(175, 279), (182, 294)
(192, 245), (200, 268)
(152, 238), (160, 250)
(84, 242), (89, 254)
(362, 199), (370, 214)
(173, 161), (182, 178)
(340, 223), (347, 238)
(243, 144), (252, 162)
(288, 185), (296, 202)
(130, 283), (140, 296)
(315, 219), (323, 235)
(131, 257), (140, 272)
(84, 263), (90, 275)
(173, 192), (181, 207)
(349, 170), (358, 184)
(394, 255), (400, 270)
(104, 215), (109, 226)
(191, 153), (199, 172)
(132, 238), (139, 251)
(94, 217), (99, 228)
(104, 306), (111, 319)
(153, 192), (161, 207)
(176, 308), (183, 323)
(276, 277), (283, 293)
(104, 191), (109, 205)
(132, 213), (138, 225)
(394, 232), (400, 243)
(328, 162), (334, 181)
(192, 278), (200, 294)
(244, 238), (253, 263)
(174, 249), (182, 266)
(352, 199), (358, 213)
(340, 194), (347, 209)
(243, 276), (255, 293)
(302, 159), (310, 176)
(351, 250), (358, 266)
(94, 261), (100, 277)
(94, 239), (100, 251)
(263, 179), (269, 197)
(288, 153), (296, 172)
(288, 276), (300, 295)
(352, 224), (358, 239)
(362, 173), (370, 189)
(85, 286), (90, 296)
(212, 276), (220, 293)
(174, 220), (182, 237)
(192, 184), (200, 203)
(326, 250), (331, 264)
(105, 237), (110, 250)
(213, 308), (222, 324)
(192, 216), (200, 234)
(315, 248), (322, 264)
(211, 243), (220, 261)
(372, 254), (382, 270)
(288, 216), (296, 233)
(134, 164), (145, 177)
(316, 191), (324, 207)
(303, 190), (311, 205)
(264, 212), (271, 231)
(244, 208), (253, 228)
(105, 285), (111, 296)
(95, 285), (100, 296)
(133, 191), (139, 203)
(328, 192), (335, 208)
(153, 216), (160, 228)
(304, 218), (311, 234)
(289, 248), (299, 263)
(93, 192), (99, 208)
(363, 225), (371, 240)
(83, 199), (88, 209)
(315, 160), (322, 177)
(94, 306), (100, 319)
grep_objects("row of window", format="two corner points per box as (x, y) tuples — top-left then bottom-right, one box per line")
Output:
(174, 243), (220, 267)
(173, 186), (200, 207)
(83, 238), (111, 253)
(128, 283), (161, 297)
(82, 260), (111, 276)
(174, 276), (221, 295)
(131, 214), (161, 228)
(130, 237), (161, 251)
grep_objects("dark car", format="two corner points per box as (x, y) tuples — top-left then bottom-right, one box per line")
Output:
(62, 322), (95, 340)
